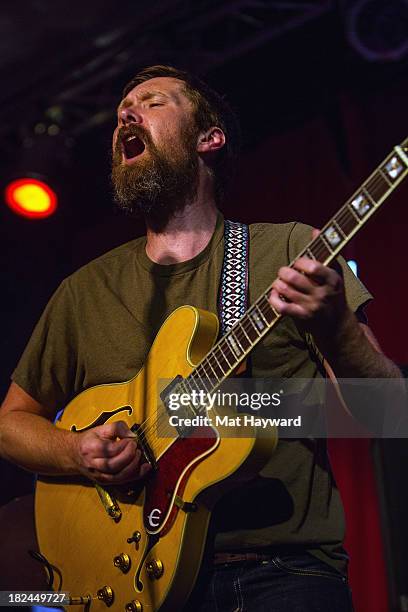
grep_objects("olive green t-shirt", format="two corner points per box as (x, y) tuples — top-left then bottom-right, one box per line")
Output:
(13, 214), (372, 574)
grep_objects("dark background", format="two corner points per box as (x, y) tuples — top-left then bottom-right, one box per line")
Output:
(0, 2), (407, 611)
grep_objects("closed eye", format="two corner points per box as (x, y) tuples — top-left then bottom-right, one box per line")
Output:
(149, 103), (164, 107)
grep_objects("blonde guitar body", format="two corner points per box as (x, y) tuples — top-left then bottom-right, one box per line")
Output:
(35, 306), (278, 611)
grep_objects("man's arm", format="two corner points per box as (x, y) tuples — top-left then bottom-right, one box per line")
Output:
(268, 249), (406, 431)
(268, 255), (401, 379)
(322, 318), (406, 432)
(315, 308), (401, 380)
(0, 382), (150, 484)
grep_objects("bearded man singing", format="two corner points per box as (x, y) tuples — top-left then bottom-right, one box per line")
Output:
(0, 65), (404, 611)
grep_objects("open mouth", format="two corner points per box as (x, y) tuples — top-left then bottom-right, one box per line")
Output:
(122, 134), (146, 162)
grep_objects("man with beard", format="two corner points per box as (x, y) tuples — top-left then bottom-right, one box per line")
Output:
(0, 65), (404, 611)
(111, 88), (201, 229)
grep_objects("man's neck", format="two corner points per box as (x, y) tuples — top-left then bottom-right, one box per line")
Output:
(145, 200), (218, 265)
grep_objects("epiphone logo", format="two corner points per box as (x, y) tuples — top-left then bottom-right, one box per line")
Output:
(148, 508), (162, 527)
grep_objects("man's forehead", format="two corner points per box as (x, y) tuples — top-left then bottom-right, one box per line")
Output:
(122, 76), (188, 103)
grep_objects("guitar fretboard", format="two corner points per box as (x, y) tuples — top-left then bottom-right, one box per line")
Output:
(176, 139), (408, 412)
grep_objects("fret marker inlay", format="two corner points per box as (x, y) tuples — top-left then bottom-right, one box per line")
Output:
(351, 193), (370, 217)
(385, 156), (404, 180)
(324, 225), (342, 248)
(251, 311), (265, 331)
(226, 335), (241, 358)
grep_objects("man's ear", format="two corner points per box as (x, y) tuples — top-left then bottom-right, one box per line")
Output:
(197, 127), (225, 153)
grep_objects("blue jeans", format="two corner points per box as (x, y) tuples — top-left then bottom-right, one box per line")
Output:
(185, 552), (354, 612)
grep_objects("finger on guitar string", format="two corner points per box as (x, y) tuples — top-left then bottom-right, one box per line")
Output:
(72, 419), (152, 483)
(90, 451), (152, 485)
(270, 283), (317, 316)
(291, 257), (341, 287)
(77, 422), (136, 461)
(268, 260), (345, 321)
(90, 443), (141, 474)
(268, 288), (316, 320)
(80, 436), (131, 460)
(273, 275), (312, 299)
(97, 420), (137, 440)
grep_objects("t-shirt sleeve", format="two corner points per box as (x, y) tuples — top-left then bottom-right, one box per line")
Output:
(11, 278), (81, 412)
(287, 222), (373, 313)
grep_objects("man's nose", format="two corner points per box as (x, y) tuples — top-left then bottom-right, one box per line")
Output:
(119, 107), (142, 125)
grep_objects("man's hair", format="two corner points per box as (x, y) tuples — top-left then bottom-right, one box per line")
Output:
(122, 65), (241, 203)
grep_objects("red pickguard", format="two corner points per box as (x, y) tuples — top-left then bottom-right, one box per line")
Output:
(143, 427), (217, 535)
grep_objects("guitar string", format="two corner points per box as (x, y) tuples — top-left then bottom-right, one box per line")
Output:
(132, 168), (404, 450)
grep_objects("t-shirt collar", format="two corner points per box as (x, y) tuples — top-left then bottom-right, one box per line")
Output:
(137, 211), (225, 277)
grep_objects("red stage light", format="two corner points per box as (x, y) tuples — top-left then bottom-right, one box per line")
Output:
(4, 177), (57, 219)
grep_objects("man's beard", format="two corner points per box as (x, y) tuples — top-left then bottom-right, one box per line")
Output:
(111, 123), (200, 231)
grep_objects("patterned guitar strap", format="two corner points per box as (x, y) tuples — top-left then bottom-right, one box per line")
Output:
(218, 219), (250, 337)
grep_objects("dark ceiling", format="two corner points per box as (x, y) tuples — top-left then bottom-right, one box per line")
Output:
(0, 1), (406, 154)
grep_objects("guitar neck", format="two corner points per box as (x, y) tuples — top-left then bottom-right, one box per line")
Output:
(184, 138), (408, 398)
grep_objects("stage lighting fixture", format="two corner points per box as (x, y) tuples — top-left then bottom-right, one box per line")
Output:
(4, 177), (58, 219)
(3, 109), (73, 220)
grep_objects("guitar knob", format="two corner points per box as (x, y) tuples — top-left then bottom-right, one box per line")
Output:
(127, 531), (141, 544)
(146, 559), (164, 579)
(97, 586), (114, 607)
(113, 553), (131, 573)
(125, 601), (143, 612)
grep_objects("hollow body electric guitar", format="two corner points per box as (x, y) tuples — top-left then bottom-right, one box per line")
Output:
(35, 139), (408, 611)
